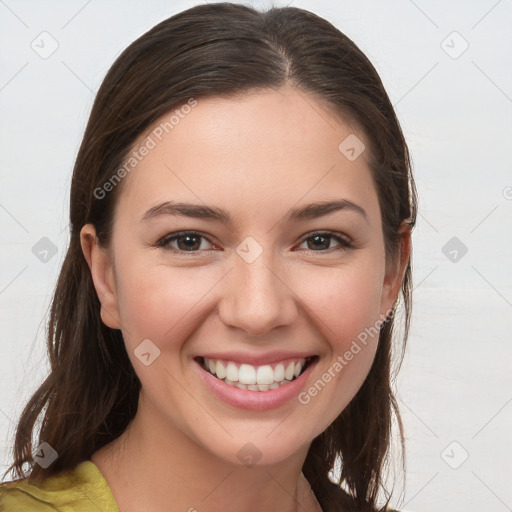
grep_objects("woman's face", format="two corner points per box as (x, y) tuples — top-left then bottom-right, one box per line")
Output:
(82, 85), (404, 467)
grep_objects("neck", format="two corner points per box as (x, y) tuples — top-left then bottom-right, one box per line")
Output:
(91, 394), (321, 512)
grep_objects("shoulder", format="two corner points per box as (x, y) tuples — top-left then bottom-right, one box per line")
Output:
(0, 460), (119, 512)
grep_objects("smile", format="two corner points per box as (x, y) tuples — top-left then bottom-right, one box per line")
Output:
(200, 357), (314, 391)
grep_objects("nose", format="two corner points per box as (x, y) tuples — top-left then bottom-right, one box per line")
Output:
(217, 252), (298, 337)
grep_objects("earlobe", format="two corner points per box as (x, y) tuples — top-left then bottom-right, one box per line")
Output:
(80, 224), (122, 330)
(380, 220), (412, 318)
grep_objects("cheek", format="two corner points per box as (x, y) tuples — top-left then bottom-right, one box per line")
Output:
(291, 259), (384, 423)
(296, 258), (384, 349)
(114, 259), (220, 352)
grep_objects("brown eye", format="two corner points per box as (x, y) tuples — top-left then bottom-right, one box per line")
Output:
(155, 231), (215, 253)
(298, 232), (352, 252)
(174, 234), (203, 251)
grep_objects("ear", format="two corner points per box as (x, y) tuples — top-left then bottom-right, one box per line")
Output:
(380, 220), (412, 318)
(80, 224), (122, 329)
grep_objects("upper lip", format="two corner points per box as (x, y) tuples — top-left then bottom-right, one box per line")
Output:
(195, 351), (317, 366)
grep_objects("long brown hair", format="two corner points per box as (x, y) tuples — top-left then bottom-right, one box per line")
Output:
(2, 3), (417, 511)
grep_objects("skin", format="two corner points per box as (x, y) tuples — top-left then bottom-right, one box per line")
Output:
(81, 85), (410, 512)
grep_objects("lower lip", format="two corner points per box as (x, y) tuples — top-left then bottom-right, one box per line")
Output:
(195, 358), (317, 411)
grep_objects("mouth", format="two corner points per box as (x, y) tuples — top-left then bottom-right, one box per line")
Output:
(194, 355), (318, 392)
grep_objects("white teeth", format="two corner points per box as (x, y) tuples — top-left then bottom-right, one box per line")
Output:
(274, 363), (285, 382)
(226, 362), (239, 382)
(256, 365), (274, 385)
(285, 362), (295, 380)
(239, 364), (256, 385)
(216, 360), (226, 380)
(202, 357), (311, 391)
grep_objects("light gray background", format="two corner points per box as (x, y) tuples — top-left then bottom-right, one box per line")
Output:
(1, 1), (511, 511)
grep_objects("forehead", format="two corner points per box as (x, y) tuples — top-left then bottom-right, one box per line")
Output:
(115, 86), (380, 225)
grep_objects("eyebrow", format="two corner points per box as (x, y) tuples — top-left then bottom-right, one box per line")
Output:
(140, 199), (368, 224)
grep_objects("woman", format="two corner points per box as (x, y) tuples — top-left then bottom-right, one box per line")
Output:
(0, 2), (416, 511)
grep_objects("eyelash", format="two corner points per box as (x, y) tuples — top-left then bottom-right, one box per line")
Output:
(154, 230), (353, 255)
